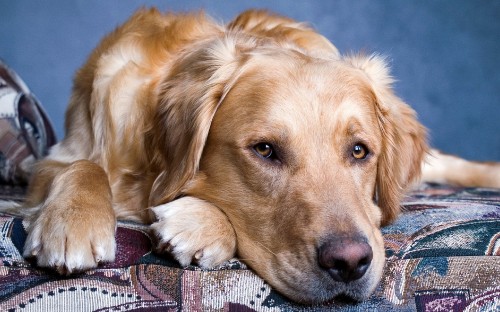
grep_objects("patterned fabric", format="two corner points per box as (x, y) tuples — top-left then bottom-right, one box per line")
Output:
(0, 184), (498, 311)
(0, 60), (56, 185)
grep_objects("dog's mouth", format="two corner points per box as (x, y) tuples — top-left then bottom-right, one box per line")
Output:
(313, 272), (379, 304)
(268, 270), (378, 304)
(248, 247), (383, 304)
(231, 224), (386, 304)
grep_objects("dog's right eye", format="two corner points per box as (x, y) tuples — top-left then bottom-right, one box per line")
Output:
(253, 142), (275, 160)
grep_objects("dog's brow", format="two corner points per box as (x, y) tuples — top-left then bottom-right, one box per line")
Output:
(345, 118), (363, 135)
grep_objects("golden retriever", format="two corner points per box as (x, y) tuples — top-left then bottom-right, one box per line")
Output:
(6, 8), (500, 304)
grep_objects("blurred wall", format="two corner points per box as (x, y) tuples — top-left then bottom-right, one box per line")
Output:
(1, 0), (499, 160)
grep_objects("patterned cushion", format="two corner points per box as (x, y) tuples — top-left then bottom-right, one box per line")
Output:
(0, 60), (56, 185)
(0, 184), (498, 311)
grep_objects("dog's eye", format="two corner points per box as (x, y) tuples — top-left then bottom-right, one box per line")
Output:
(254, 142), (275, 159)
(352, 143), (369, 160)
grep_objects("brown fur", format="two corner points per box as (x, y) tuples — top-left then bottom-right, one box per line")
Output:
(12, 8), (438, 303)
(422, 149), (500, 188)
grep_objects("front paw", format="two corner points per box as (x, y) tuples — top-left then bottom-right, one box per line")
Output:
(151, 196), (236, 268)
(24, 203), (117, 274)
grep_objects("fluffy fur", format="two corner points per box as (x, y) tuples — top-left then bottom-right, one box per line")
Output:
(5, 8), (499, 303)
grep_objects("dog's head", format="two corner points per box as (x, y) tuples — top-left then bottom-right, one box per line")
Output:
(150, 35), (427, 303)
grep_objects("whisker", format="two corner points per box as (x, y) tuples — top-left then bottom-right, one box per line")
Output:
(255, 241), (278, 257)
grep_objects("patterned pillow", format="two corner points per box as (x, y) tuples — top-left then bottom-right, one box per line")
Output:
(0, 60), (57, 185)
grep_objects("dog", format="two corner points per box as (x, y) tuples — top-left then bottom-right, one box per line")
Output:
(4, 8), (500, 304)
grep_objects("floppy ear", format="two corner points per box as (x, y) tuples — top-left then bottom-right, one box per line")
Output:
(148, 36), (248, 206)
(346, 55), (428, 225)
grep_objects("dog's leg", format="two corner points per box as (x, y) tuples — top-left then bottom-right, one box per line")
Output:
(23, 159), (116, 274)
(421, 149), (500, 188)
(151, 196), (236, 268)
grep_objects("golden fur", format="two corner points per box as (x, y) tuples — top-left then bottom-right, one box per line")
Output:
(8, 8), (499, 303)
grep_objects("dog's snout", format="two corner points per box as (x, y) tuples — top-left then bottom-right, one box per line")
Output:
(318, 236), (373, 283)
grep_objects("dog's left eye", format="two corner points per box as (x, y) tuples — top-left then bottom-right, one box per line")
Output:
(352, 143), (369, 160)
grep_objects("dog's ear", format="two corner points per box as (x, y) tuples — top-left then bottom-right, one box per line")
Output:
(148, 36), (249, 207)
(346, 55), (428, 225)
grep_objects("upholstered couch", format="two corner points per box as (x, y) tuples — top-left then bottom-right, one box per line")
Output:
(1, 62), (498, 312)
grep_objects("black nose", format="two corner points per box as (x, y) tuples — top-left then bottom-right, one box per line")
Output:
(318, 236), (373, 283)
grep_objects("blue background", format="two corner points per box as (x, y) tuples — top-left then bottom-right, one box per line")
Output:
(1, 1), (499, 160)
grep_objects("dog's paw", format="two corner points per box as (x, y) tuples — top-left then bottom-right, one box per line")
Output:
(151, 196), (236, 268)
(24, 203), (117, 275)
